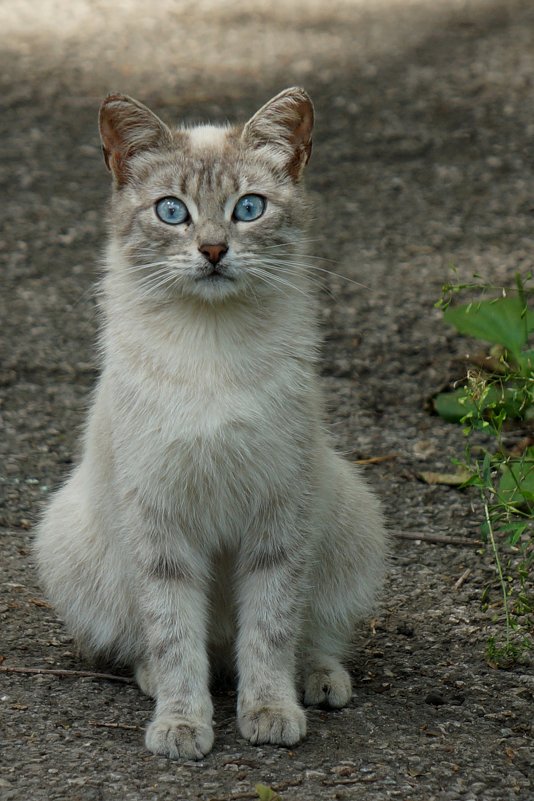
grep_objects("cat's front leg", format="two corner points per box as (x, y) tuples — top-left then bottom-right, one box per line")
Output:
(236, 532), (308, 747)
(137, 554), (214, 760)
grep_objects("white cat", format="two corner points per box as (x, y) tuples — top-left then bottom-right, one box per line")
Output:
(34, 88), (387, 760)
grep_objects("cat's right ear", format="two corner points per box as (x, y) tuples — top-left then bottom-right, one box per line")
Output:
(99, 95), (173, 187)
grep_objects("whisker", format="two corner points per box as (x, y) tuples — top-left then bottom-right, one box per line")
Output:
(261, 267), (332, 296)
(137, 270), (175, 287)
(260, 258), (369, 289)
(248, 266), (309, 297)
(142, 272), (179, 295)
(262, 237), (323, 250)
(122, 261), (173, 274)
(247, 267), (291, 297)
(246, 258), (326, 293)
(263, 247), (338, 266)
(248, 266), (298, 299)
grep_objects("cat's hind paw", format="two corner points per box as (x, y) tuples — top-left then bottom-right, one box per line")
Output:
(303, 667), (352, 708)
(238, 704), (306, 746)
(145, 716), (214, 760)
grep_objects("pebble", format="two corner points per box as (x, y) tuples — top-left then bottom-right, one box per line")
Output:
(305, 770), (326, 779)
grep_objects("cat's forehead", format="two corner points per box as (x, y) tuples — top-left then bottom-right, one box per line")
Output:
(184, 124), (230, 153)
(176, 124), (242, 197)
(132, 124), (286, 203)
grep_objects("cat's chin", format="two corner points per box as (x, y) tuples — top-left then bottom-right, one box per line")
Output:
(186, 274), (245, 303)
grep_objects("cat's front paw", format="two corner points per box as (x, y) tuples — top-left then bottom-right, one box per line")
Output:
(303, 667), (352, 708)
(145, 716), (214, 760)
(238, 703), (306, 746)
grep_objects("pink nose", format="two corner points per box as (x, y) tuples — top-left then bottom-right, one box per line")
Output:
(199, 243), (228, 265)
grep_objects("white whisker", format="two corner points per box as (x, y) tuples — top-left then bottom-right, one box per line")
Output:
(142, 272), (179, 296)
(122, 261), (173, 275)
(262, 237), (323, 250)
(263, 247), (338, 266)
(247, 267), (291, 298)
(245, 257), (326, 294)
(248, 266), (309, 297)
(260, 258), (368, 289)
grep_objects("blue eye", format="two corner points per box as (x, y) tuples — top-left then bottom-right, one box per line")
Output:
(155, 197), (189, 225)
(233, 194), (266, 222)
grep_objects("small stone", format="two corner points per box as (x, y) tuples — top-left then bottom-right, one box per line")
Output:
(425, 692), (447, 706)
(396, 622), (415, 637)
(305, 770), (326, 779)
(332, 765), (354, 776)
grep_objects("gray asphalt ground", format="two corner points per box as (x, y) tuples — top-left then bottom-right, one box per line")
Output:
(1, 1), (533, 799)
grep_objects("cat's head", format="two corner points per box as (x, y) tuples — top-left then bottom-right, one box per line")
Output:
(99, 88), (314, 303)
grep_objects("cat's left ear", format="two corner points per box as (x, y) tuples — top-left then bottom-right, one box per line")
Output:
(99, 94), (173, 187)
(242, 87), (314, 182)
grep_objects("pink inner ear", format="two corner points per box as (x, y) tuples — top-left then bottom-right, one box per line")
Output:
(99, 113), (123, 155)
(99, 110), (130, 185)
(99, 95), (134, 155)
(282, 97), (314, 180)
(98, 101), (127, 181)
(290, 102), (313, 147)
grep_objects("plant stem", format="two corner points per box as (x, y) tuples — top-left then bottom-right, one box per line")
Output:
(483, 498), (513, 645)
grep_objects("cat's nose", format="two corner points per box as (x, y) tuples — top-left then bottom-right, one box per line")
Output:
(198, 243), (228, 265)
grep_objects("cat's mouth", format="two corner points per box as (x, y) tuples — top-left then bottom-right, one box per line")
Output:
(196, 267), (233, 282)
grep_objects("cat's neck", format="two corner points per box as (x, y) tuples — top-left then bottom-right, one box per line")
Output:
(100, 259), (318, 383)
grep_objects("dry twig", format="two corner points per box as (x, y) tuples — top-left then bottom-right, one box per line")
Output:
(88, 720), (142, 731)
(0, 665), (134, 683)
(454, 567), (472, 590)
(394, 531), (482, 547)
(354, 454), (398, 465)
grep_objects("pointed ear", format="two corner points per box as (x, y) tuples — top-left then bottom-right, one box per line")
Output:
(242, 87), (314, 182)
(99, 94), (173, 187)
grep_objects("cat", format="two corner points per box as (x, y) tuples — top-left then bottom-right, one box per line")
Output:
(34, 87), (387, 760)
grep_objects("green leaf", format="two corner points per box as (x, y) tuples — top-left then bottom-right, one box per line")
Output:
(434, 384), (526, 424)
(481, 452), (492, 485)
(498, 454), (534, 507)
(256, 785), (281, 801)
(444, 297), (534, 361)
(498, 522), (528, 547)
(433, 388), (479, 422)
(517, 348), (534, 373)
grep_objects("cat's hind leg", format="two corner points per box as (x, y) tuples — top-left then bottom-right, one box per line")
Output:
(34, 466), (140, 664)
(302, 453), (387, 709)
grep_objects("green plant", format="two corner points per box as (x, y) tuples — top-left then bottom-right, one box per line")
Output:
(255, 785), (282, 801)
(434, 273), (534, 665)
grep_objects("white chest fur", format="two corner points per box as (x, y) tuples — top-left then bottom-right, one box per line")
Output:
(97, 294), (316, 547)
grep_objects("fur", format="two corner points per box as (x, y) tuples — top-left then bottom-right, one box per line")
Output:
(34, 88), (387, 760)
